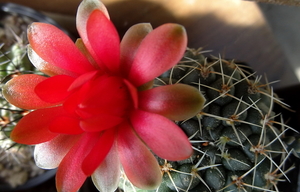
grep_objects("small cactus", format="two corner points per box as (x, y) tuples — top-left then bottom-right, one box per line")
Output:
(0, 18), (34, 142)
(0, 13), (45, 188)
(120, 48), (299, 192)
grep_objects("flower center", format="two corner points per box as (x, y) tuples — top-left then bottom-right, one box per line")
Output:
(65, 73), (134, 132)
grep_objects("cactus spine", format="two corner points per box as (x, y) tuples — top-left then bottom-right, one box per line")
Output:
(120, 48), (299, 192)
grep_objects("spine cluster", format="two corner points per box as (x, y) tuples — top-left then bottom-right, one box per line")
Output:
(120, 48), (299, 192)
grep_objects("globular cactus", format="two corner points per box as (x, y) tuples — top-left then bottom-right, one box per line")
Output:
(0, 10), (40, 139)
(0, 30), (31, 137)
(0, 29), (44, 188)
(120, 48), (299, 192)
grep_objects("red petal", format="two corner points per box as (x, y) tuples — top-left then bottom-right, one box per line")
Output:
(35, 75), (75, 103)
(82, 129), (115, 176)
(120, 23), (153, 77)
(56, 133), (100, 192)
(28, 45), (76, 77)
(91, 142), (120, 192)
(10, 107), (66, 144)
(80, 115), (124, 132)
(28, 23), (94, 76)
(34, 134), (81, 169)
(79, 76), (131, 117)
(87, 10), (120, 74)
(139, 84), (205, 120)
(50, 116), (83, 134)
(77, 0), (110, 37)
(2, 74), (54, 109)
(130, 110), (193, 161)
(128, 24), (187, 87)
(117, 122), (162, 189)
(76, 0), (109, 71)
(75, 39), (99, 69)
(63, 81), (91, 115)
(68, 70), (98, 91)
(80, 75), (119, 106)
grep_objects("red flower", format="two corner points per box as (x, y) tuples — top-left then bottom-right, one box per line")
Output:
(2, 0), (205, 192)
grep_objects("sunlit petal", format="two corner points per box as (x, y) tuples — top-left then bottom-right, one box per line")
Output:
(28, 23), (94, 76)
(2, 74), (54, 109)
(34, 134), (81, 169)
(91, 142), (120, 192)
(77, 0), (109, 33)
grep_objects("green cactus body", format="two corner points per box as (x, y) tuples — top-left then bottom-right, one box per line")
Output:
(0, 26), (47, 187)
(120, 48), (298, 192)
(0, 37), (33, 132)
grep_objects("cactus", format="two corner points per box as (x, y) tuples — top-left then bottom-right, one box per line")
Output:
(0, 15), (34, 143)
(0, 15), (45, 188)
(120, 48), (299, 192)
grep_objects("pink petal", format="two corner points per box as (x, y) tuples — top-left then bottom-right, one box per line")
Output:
(28, 23), (94, 76)
(76, 0), (109, 71)
(56, 133), (100, 192)
(120, 23), (153, 77)
(139, 84), (205, 121)
(2, 74), (54, 109)
(80, 115), (124, 132)
(81, 129), (115, 176)
(87, 10), (120, 74)
(35, 75), (75, 103)
(130, 110), (193, 161)
(34, 134), (81, 169)
(117, 122), (162, 189)
(49, 116), (83, 134)
(127, 23), (187, 87)
(91, 142), (120, 192)
(27, 45), (76, 77)
(10, 107), (67, 145)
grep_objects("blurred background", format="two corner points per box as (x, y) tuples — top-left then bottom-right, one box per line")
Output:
(0, 0), (300, 191)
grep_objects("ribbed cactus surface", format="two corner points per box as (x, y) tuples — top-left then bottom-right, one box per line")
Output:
(120, 48), (298, 192)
